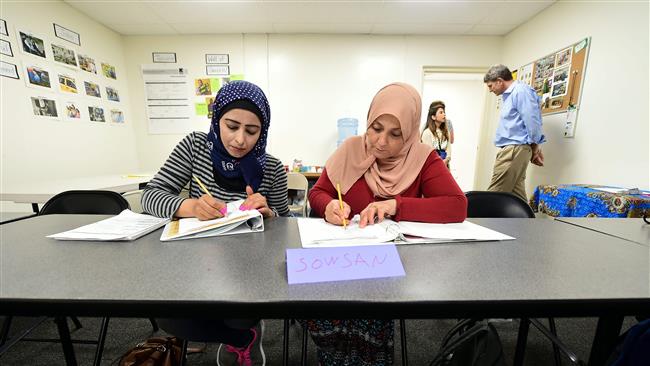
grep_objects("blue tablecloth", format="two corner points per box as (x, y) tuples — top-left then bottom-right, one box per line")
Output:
(531, 184), (650, 218)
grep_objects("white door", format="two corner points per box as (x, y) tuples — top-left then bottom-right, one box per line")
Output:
(421, 73), (487, 191)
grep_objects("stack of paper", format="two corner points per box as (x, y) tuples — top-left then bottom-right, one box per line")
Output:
(48, 210), (169, 241)
(297, 216), (514, 248)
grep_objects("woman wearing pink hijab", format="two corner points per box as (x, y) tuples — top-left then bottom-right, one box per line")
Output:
(304, 83), (467, 365)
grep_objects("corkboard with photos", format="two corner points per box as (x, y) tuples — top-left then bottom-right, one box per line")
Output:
(514, 37), (590, 115)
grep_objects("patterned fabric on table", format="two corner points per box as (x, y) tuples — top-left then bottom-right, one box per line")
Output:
(531, 184), (650, 218)
(300, 319), (394, 366)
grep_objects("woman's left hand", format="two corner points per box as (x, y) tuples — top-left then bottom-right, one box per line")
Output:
(241, 185), (275, 218)
(359, 199), (397, 228)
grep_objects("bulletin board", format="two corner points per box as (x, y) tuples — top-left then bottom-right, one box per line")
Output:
(515, 37), (591, 115)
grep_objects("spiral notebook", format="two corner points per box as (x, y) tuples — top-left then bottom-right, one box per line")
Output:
(160, 200), (264, 241)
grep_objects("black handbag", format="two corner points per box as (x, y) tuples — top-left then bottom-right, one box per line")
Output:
(430, 319), (508, 366)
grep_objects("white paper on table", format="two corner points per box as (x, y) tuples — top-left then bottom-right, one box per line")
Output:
(297, 217), (514, 248)
(48, 210), (169, 241)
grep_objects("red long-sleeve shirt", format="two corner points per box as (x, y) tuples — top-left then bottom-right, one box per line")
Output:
(309, 151), (467, 223)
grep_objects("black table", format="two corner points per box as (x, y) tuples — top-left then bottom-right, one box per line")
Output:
(1, 216), (648, 365)
(555, 217), (650, 246)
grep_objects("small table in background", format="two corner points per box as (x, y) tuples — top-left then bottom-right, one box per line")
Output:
(531, 184), (650, 218)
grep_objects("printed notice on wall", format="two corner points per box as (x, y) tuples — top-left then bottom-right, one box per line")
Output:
(142, 65), (192, 134)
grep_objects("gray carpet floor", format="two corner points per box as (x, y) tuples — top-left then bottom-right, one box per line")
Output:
(0, 316), (637, 365)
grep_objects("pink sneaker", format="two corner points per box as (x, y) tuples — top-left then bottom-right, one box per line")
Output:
(217, 321), (265, 366)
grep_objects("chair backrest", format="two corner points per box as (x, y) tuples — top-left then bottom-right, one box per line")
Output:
(287, 172), (309, 217)
(465, 191), (535, 218)
(39, 190), (130, 215)
(121, 189), (143, 213)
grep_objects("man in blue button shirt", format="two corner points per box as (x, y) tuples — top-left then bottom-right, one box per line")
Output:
(484, 64), (545, 202)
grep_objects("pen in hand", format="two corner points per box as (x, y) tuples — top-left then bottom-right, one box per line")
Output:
(336, 182), (347, 229)
(193, 175), (227, 216)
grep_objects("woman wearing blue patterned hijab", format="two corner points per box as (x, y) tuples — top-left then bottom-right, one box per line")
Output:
(143, 79), (289, 222)
(142, 80), (288, 365)
(207, 80), (270, 192)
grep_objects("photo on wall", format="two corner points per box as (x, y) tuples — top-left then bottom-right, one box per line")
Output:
(110, 109), (125, 123)
(0, 19), (8, 36)
(106, 86), (120, 102)
(51, 44), (78, 67)
(552, 66), (570, 84)
(0, 39), (14, 57)
(30, 96), (58, 118)
(206, 96), (215, 119)
(18, 31), (46, 58)
(78, 54), (97, 74)
(0, 61), (20, 79)
(58, 73), (78, 94)
(88, 106), (105, 122)
(84, 81), (101, 98)
(25, 65), (52, 89)
(555, 47), (572, 68)
(195, 78), (211, 95)
(101, 62), (116, 79)
(551, 81), (567, 97)
(63, 101), (82, 121)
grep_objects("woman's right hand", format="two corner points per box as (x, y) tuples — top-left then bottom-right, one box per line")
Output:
(324, 199), (351, 226)
(178, 194), (227, 221)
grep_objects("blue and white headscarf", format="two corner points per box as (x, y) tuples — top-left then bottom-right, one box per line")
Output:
(207, 80), (270, 191)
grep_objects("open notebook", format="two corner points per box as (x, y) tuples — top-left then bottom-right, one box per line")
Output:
(297, 216), (514, 248)
(160, 200), (263, 241)
(48, 210), (169, 241)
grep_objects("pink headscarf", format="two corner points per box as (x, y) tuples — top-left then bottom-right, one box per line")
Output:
(325, 82), (433, 197)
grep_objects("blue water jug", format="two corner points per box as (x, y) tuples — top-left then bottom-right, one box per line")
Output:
(337, 118), (358, 147)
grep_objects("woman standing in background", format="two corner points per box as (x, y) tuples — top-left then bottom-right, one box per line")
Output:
(421, 102), (452, 168)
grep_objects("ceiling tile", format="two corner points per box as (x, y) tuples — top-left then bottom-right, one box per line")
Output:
(171, 22), (274, 34)
(377, 2), (489, 24)
(149, 2), (269, 24)
(272, 23), (373, 34)
(480, 1), (555, 25)
(262, 2), (381, 24)
(64, 1), (164, 25)
(371, 23), (474, 35)
(466, 24), (518, 36)
(105, 23), (179, 36)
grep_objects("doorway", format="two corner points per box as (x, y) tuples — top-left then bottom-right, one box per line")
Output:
(421, 70), (489, 191)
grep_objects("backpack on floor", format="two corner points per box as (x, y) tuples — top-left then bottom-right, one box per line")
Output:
(119, 336), (183, 366)
(430, 319), (508, 366)
(608, 318), (650, 366)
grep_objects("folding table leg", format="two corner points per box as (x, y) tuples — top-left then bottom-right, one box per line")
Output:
(588, 315), (623, 366)
(399, 319), (408, 366)
(514, 318), (530, 366)
(282, 319), (290, 366)
(92, 317), (110, 366)
(55, 317), (77, 366)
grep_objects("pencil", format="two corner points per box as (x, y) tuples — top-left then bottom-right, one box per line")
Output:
(192, 175), (212, 197)
(336, 182), (347, 229)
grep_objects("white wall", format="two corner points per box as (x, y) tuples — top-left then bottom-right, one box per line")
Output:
(124, 33), (502, 170)
(476, 0), (650, 194)
(122, 34), (250, 172)
(1, 2), (138, 210)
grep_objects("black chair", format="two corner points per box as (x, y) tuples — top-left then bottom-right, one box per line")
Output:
(38, 190), (129, 215)
(465, 191), (584, 366)
(0, 190), (156, 366)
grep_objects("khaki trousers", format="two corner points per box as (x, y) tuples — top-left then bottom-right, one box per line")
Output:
(487, 144), (532, 202)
